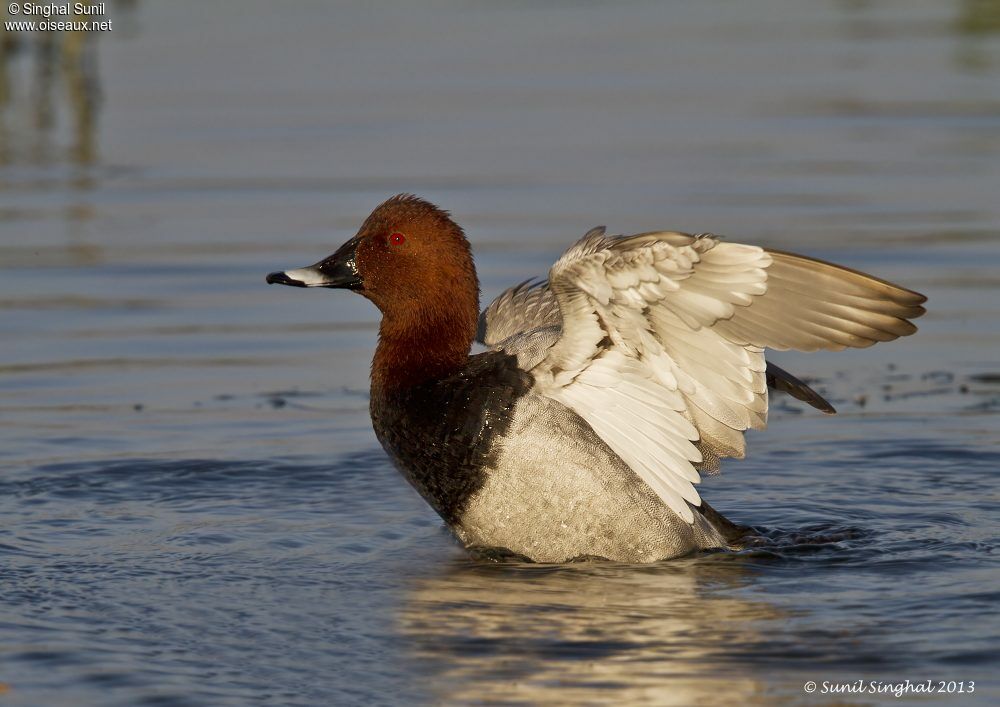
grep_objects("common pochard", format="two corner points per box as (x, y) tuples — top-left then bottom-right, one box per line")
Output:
(267, 194), (926, 562)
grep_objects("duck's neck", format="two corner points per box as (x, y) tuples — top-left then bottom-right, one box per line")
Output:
(371, 309), (476, 396)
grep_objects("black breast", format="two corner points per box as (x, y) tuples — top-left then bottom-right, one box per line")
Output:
(370, 350), (532, 525)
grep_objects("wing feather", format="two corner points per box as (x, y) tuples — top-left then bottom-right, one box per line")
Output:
(476, 279), (561, 346)
(478, 227), (925, 523)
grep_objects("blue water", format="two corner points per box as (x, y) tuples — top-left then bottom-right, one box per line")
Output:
(1, 1), (999, 704)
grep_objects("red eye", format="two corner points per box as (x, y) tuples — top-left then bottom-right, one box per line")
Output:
(389, 232), (406, 246)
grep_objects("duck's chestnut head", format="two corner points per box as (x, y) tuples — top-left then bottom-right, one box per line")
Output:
(267, 193), (479, 322)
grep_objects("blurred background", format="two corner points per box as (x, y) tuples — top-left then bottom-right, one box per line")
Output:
(1, 1), (998, 705)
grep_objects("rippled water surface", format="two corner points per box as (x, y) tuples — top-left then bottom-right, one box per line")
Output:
(2, 1), (999, 704)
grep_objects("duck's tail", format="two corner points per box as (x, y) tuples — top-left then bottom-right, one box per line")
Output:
(699, 500), (754, 547)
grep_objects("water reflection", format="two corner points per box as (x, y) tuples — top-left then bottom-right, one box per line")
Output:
(0, 2), (139, 167)
(399, 557), (785, 705)
(956, 0), (1000, 70)
(957, 0), (1000, 35)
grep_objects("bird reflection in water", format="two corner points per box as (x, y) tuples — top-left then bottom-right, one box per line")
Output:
(397, 556), (788, 705)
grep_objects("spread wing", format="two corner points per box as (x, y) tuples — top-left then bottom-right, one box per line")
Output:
(510, 227), (925, 523)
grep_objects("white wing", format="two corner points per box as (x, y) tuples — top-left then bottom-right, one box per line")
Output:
(527, 228), (925, 523)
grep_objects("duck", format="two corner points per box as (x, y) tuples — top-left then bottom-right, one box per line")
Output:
(266, 194), (926, 563)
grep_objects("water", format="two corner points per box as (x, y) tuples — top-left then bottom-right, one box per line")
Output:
(1, 0), (999, 704)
